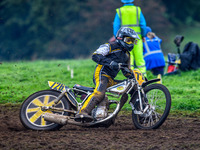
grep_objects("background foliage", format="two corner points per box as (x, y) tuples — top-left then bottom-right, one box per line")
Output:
(1, 0), (200, 61)
(162, 0), (200, 25)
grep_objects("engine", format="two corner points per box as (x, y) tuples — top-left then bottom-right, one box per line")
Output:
(92, 96), (109, 120)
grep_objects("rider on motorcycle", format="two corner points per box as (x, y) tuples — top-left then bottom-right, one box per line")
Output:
(75, 27), (140, 122)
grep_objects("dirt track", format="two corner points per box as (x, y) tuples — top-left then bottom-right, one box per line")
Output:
(0, 104), (200, 150)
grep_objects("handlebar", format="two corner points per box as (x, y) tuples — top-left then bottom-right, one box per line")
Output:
(118, 63), (128, 69)
(118, 63), (135, 79)
(119, 63), (148, 82)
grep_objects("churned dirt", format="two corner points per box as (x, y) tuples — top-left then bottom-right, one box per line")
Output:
(0, 104), (200, 150)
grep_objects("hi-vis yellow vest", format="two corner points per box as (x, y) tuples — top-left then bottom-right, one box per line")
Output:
(116, 6), (142, 38)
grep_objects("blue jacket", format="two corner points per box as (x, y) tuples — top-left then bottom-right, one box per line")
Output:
(143, 36), (165, 70)
(113, 4), (146, 37)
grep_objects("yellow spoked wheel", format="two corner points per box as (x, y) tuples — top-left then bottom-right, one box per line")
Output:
(20, 90), (71, 130)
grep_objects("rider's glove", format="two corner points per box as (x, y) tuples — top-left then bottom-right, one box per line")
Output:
(128, 74), (135, 79)
(110, 61), (119, 70)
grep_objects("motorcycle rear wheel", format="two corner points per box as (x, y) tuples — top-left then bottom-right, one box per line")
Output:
(20, 90), (71, 130)
(132, 84), (171, 129)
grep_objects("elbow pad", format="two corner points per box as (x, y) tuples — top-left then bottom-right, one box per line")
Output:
(92, 54), (101, 64)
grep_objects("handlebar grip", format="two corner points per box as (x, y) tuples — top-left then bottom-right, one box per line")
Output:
(118, 63), (128, 69)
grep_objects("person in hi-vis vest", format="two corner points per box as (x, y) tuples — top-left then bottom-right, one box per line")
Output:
(113, 0), (147, 76)
(143, 26), (165, 76)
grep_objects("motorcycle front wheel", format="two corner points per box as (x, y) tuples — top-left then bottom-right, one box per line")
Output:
(20, 90), (71, 130)
(132, 84), (171, 129)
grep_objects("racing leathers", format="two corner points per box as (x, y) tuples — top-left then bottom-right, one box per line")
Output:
(79, 41), (133, 117)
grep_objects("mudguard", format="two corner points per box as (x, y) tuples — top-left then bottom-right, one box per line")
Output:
(141, 79), (160, 88)
(48, 81), (77, 108)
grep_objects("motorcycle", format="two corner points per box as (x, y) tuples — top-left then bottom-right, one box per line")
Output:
(20, 65), (171, 130)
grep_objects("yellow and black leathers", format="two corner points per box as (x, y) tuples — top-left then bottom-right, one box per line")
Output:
(79, 41), (133, 115)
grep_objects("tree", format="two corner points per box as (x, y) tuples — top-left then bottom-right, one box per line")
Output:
(162, 0), (200, 25)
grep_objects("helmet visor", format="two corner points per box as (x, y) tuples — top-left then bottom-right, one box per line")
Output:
(124, 37), (137, 45)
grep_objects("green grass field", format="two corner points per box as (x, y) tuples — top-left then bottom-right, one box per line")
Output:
(0, 59), (200, 116)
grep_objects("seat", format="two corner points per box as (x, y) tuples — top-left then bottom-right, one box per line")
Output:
(73, 84), (94, 94)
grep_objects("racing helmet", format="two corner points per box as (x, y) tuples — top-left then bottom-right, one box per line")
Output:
(121, 0), (134, 3)
(116, 27), (140, 51)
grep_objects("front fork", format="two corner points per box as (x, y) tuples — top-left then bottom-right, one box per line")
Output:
(130, 85), (149, 114)
(137, 85), (144, 111)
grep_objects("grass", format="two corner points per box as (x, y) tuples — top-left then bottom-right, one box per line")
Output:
(0, 59), (200, 116)
(162, 69), (200, 116)
(0, 59), (95, 103)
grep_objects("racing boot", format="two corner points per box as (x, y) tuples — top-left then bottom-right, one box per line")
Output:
(74, 112), (93, 122)
(74, 97), (99, 122)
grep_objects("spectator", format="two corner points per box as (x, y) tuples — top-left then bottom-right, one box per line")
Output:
(113, 0), (147, 76)
(143, 26), (165, 75)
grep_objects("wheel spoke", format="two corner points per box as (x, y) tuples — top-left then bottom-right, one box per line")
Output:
(47, 100), (56, 106)
(147, 117), (151, 126)
(43, 95), (50, 105)
(29, 110), (43, 123)
(32, 98), (43, 106)
(41, 117), (46, 126)
(27, 107), (40, 113)
(150, 115), (155, 126)
(153, 111), (160, 122)
(144, 117), (147, 125)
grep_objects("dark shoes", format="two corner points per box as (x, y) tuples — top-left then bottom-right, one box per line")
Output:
(74, 113), (93, 122)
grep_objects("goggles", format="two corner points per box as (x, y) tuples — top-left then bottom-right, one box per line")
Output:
(124, 37), (137, 45)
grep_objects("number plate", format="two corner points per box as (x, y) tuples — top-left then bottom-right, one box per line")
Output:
(133, 69), (145, 85)
(48, 81), (67, 92)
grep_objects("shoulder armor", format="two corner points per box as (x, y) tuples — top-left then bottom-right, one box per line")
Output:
(93, 43), (110, 56)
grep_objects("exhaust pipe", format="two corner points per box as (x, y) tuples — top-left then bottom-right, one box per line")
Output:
(43, 113), (70, 125)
